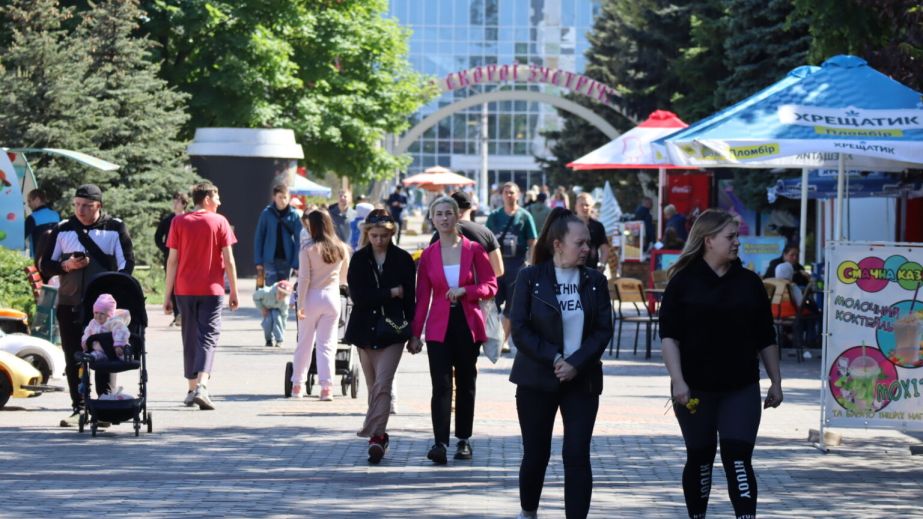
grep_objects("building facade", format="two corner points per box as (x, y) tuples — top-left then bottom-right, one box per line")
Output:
(388, 0), (600, 190)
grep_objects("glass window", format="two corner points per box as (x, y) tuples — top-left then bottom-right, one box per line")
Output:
(409, 141), (421, 153)
(488, 142), (497, 154)
(513, 142), (528, 154)
(485, 27), (498, 41)
(453, 141), (467, 154)
(467, 142), (478, 154)
(498, 141), (511, 154)
(455, 1), (468, 24)
(438, 3), (454, 25)
(438, 118), (451, 139)
(486, 0), (499, 25)
(424, 3), (437, 25)
(562, 0), (575, 26)
(438, 141), (451, 154)
(500, 0), (514, 25)
(423, 141), (435, 153)
(513, 114), (528, 139)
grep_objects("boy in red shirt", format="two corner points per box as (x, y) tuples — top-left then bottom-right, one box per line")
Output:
(164, 182), (240, 410)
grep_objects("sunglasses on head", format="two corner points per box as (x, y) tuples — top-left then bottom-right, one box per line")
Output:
(366, 213), (394, 225)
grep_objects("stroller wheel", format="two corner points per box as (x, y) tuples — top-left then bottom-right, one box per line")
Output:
(284, 362), (293, 397)
(341, 375), (348, 396)
(146, 412), (153, 433)
(350, 364), (360, 399)
(306, 373), (315, 396)
(78, 413), (86, 433)
(91, 423), (97, 437)
(134, 418), (141, 437)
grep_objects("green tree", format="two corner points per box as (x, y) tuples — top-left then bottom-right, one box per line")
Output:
(142, 0), (436, 184)
(0, 0), (196, 265)
(715, 0), (810, 106)
(0, 0), (97, 162)
(74, 0), (196, 265)
(793, 0), (922, 91)
(670, 0), (728, 120)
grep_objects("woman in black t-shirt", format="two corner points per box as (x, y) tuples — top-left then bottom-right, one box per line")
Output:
(659, 209), (782, 519)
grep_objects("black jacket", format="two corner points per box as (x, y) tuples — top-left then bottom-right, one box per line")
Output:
(41, 215), (135, 306)
(509, 261), (613, 394)
(343, 243), (416, 349)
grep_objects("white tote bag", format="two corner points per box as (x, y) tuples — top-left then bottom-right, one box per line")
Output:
(473, 264), (502, 363)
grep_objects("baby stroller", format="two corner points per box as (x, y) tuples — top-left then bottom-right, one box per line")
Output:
(76, 272), (151, 437)
(283, 285), (360, 398)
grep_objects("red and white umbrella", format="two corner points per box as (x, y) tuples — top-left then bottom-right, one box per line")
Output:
(567, 110), (690, 240)
(568, 110), (688, 170)
(402, 165), (475, 190)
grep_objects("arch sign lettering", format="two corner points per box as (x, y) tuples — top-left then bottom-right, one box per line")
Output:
(437, 63), (618, 107)
(395, 64), (626, 156)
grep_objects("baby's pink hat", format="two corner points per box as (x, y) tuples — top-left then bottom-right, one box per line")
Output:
(93, 293), (117, 317)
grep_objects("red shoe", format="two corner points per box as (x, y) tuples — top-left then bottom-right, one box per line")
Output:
(368, 435), (387, 464)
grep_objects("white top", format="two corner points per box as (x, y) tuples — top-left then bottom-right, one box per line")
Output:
(554, 267), (584, 357)
(443, 265), (461, 288)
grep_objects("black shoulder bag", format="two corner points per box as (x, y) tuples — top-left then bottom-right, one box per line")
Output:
(370, 258), (411, 346)
(75, 225), (117, 271)
(496, 212), (518, 258)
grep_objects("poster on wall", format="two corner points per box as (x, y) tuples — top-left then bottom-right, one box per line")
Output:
(738, 236), (785, 276)
(823, 241), (923, 431)
(621, 221), (645, 262)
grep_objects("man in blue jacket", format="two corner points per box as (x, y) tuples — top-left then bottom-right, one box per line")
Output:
(24, 189), (60, 259)
(254, 184), (301, 285)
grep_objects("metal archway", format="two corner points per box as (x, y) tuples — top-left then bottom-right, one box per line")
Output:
(395, 90), (623, 155)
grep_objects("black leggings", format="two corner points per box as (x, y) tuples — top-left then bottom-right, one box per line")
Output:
(674, 383), (761, 519)
(516, 384), (599, 519)
(426, 305), (479, 445)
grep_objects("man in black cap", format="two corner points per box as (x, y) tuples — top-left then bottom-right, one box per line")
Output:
(429, 191), (504, 278)
(41, 184), (135, 427)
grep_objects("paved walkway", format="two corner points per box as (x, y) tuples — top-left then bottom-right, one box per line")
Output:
(2, 234), (921, 517)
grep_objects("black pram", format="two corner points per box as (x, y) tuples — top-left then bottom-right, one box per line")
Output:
(76, 272), (152, 437)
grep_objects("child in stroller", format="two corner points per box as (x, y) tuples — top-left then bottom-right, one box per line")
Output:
(81, 294), (131, 361)
(77, 272), (151, 437)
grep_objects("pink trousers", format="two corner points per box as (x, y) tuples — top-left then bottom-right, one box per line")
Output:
(292, 287), (340, 387)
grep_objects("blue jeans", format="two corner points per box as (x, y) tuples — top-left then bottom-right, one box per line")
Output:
(262, 308), (287, 344)
(264, 258), (292, 286)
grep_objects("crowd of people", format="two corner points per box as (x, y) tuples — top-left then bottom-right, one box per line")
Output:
(26, 179), (788, 519)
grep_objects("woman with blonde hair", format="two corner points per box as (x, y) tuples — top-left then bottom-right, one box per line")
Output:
(409, 195), (497, 465)
(659, 209), (782, 519)
(291, 210), (349, 401)
(343, 209), (415, 464)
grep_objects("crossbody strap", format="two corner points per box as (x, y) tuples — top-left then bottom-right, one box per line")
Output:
(496, 210), (516, 244)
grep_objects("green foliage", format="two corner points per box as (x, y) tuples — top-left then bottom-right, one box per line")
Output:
(793, 0), (922, 92)
(715, 0), (810, 106)
(142, 0), (437, 184)
(0, 0), (197, 267)
(0, 248), (36, 318)
(133, 265), (165, 301)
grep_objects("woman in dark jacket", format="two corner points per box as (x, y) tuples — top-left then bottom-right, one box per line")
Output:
(343, 209), (415, 465)
(509, 208), (613, 519)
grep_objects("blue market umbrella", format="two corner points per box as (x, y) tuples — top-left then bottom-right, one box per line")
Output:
(660, 55), (923, 240)
(290, 174), (332, 197)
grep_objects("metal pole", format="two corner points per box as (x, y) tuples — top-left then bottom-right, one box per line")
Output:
(657, 167), (665, 241)
(480, 103), (489, 211)
(834, 154), (845, 240)
(799, 168), (809, 264)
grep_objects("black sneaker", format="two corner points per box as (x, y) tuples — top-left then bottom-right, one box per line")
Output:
(454, 439), (473, 460)
(265, 340), (273, 347)
(368, 436), (386, 465)
(427, 442), (448, 465)
(193, 385), (215, 410)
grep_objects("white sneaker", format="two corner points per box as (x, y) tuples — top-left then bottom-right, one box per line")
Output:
(291, 385), (305, 399)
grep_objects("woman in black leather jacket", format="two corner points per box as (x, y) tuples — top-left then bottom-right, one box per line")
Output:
(509, 208), (613, 519)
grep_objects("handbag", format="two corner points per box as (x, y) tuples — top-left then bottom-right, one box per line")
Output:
(473, 260), (502, 364)
(370, 259), (411, 346)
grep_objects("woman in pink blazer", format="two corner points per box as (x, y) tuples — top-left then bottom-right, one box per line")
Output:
(409, 195), (497, 465)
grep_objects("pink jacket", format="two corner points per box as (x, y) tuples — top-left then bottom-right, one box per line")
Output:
(412, 237), (498, 344)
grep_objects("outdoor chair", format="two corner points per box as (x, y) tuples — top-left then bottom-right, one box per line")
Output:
(610, 277), (659, 359)
(774, 283), (818, 363)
